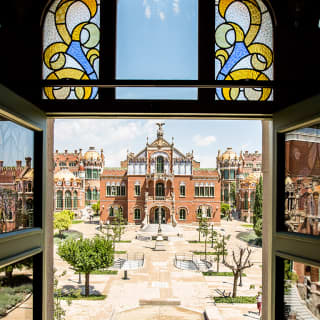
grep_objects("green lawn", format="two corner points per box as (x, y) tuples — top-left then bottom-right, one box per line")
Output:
(193, 251), (218, 255)
(236, 231), (262, 247)
(115, 240), (131, 243)
(214, 296), (256, 303)
(202, 271), (246, 277)
(53, 230), (83, 245)
(114, 251), (127, 254)
(241, 224), (253, 228)
(72, 220), (83, 224)
(76, 270), (118, 275)
(188, 241), (208, 243)
(60, 294), (107, 301)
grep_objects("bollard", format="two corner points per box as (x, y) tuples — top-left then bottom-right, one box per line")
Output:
(123, 270), (129, 280)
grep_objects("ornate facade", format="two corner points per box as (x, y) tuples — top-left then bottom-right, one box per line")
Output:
(54, 147), (104, 213)
(100, 124), (221, 224)
(217, 148), (262, 221)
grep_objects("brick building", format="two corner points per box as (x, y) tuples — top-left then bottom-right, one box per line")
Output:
(217, 147), (262, 221)
(54, 147), (104, 213)
(100, 124), (221, 225)
(0, 158), (33, 232)
(285, 127), (320, 235)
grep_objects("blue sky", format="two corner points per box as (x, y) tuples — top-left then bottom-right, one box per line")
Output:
(116, 0), (198, 99)
(54, 119), (262, 168)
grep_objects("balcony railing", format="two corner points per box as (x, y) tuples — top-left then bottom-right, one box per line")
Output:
(155, 196), (165, 200)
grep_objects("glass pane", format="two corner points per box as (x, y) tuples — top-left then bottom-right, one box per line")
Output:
(215, 0), (273, 101)
(0, 118), (34, 234)
(283, 259), (320, 319)
(0, 257), (33, 319)
(42, 0), (100, 100)
(284, 125), (320, 236)
(116, 0), (198, 100)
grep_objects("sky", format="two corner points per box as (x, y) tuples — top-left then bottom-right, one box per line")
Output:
(116, 0), (198, 99)
(54, 119), (262, 168)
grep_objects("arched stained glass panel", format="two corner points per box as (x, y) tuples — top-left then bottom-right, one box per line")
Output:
(215, 0), (273, 101)
(42, 0), (100, 100)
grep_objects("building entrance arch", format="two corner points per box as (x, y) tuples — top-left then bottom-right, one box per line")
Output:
(150, 206), (169, 224)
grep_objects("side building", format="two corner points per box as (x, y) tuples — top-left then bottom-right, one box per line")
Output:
(100, 124), (221, 224)
(53, 147), (104, 215)
(217, 147), (262, 222)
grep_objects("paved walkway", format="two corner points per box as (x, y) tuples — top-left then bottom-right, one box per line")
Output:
(53, 218), (262, 320)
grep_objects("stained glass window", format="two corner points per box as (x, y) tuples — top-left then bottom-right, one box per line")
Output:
(42, 0), (100, 100)
(215, 0), (273, 101)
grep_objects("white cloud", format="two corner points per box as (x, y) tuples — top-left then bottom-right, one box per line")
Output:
(159, 11), (165, 21)
(145, 5), (151, 19)
(172, 0), (179, 14)
(192, 134), (216, 147)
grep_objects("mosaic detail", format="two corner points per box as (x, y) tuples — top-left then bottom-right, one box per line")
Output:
(215, 0), (273, 101)
(42, 0), (100, 99)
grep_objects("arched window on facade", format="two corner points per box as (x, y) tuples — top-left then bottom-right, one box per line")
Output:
(86, 188), (92, 201)
(244, 192), (249, 210)
(56, 190), (63, 209)
(224, 189), (229, 202)
(156, 182), (165, 197)
(179, 208), (186, 220)
(73, 191), (78, 209)
(156, 156), (164, 173)
(65, 191), (72, 209)
(134, 208), (141, 220)
(250, 192), (255, 210)
(92, 188), (97, 200)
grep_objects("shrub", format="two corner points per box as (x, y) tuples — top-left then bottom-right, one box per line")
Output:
(214, 296), (256, 303)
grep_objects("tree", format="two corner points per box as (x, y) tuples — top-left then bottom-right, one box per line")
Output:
(91, 201), (100, 216)
(224, 247), (253, 297)
(200, 216), (209, 259)
(54, 270), (71, 320)
(0, 257), (33, 281)
(0, 188), (18, 232)
(220, 203), (230, 220)
(112, 207), (125, 243)
(58, 236), (114, 296)
(253, 176), (263, 238)
(54, 211), (72, 238)
(212, 232), (230, 272)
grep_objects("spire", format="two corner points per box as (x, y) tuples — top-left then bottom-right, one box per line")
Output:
(156, 122), (165, 139)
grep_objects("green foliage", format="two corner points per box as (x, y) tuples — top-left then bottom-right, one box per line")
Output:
(0, 257), (33, 281)
(214, 296), (256, 303)
(53, 230), (82, 245)
(78, 270), (118, 275)
(253, 176), (263, 228)
(202, 271), (246, 277)
(112, 208), (126, 243)
(0, 283), (32, 316)
(249, 284), (255, 289)
(54, 211), (72, 238)
(72, 220), (83, 224)
(237, 231), (262, 247)
(220, 203), (231, 219)
(230, 182), (236, 207)
(54, 270), (71, 320)
(58, 236), (114, 296)
(91, 201), (100, 216)
(212, 232), (230, 272)
(61, 295), (106, 301)
(254, 218), (262, 238)
(284, 259), (298, 282)
(241, 224), (253, 228)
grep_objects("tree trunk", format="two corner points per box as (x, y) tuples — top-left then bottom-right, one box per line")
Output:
(204, 238), (207, 260)
(5, 268), (13, 280)
(59, 229), (63, 239)
(232, 273), (239, 297)
(85, 273), (90, 296)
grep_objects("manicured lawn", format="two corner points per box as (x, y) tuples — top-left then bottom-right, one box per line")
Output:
(193, 251), (217, 255)
(202, 271), (246, 277)
(0, 283), (32, 316)
(214, 296), (256, 303)
(53, 230), (83, 245)
(76, 270), (118, 275)
(60, 294), (107, 301)
(241, 224), (253, 228)
(236, 231), (262, 247)
(188, 241), (207, 243)
(115, 240), (131, 243)
(72, 220), (83, 224)
(114, 251), (127, 254)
